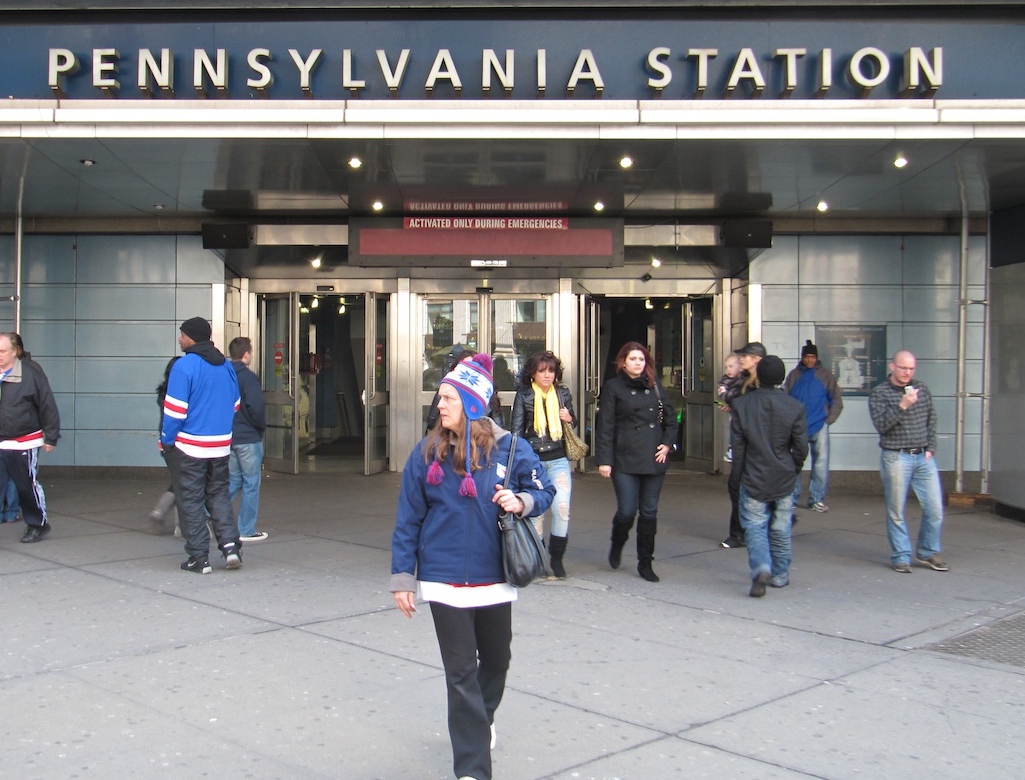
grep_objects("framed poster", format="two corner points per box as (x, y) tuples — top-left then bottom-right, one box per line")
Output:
(814, 325), (888, 396)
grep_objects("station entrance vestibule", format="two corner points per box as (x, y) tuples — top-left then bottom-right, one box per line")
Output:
(253, 284), (724, 477)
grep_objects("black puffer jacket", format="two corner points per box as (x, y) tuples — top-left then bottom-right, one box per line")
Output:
(594, 372), (678, 475)
(509, 384), (577, 462)
(0, 358), (60, 445)
(729, 386), (808, 501)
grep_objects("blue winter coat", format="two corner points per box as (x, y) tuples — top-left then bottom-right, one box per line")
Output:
(391, 425), (555, 591)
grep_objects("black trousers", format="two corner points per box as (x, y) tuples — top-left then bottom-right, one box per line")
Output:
(0, 448), (47, 526)
(429, 600), (512, 780)
(163, 447), (238, 559)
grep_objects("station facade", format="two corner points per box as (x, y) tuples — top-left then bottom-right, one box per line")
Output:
(0, 2), (1021, 513)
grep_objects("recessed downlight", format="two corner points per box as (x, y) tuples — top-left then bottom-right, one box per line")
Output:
(816, 201), (829, 212)
(893, 155), (909, 169)
(619, 156), (634, 169)
(593, 201), (605, 212)
(372, 200), (384, 211)
(348, 156), (363, 169)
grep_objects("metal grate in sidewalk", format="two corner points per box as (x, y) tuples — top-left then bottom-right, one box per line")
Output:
(930, 611), (1025, 668)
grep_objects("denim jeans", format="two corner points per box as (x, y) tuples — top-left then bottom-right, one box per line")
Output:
(531, 457), (572, 538)
(229, 441), (263, 537)
(611, 471), (666, 523)
(793, 424), (830, 507)
(879, 449), (944, 565)
(739, 485), (794, 580)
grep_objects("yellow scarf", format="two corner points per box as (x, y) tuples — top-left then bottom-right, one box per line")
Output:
(531, 382), (563, 441)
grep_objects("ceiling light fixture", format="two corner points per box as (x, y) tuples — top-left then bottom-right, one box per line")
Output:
(338, 304), (346, 315)
(80, 159), (95, 167)
(372, 200), (384, 211)
(619, 156), (633, 169)
(893, 155), (909, 169)
(153, 204), (165, 210)
(816, 200), (829, 212)
(310, 256), (322, 269)
(348, 156), (363, 169)
(650, 257), (662, 268)
(644, 298), (654, 310)
(311, 297), (319, 309)
(593, 201), (605, 212)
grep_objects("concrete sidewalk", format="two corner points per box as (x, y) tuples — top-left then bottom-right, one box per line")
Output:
(1, 469), (1023, 779)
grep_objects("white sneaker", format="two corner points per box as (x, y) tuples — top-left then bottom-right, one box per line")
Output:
(809, 501), (829, 512)
(490, 723), (497, 750)
(240, 531), (269, 542)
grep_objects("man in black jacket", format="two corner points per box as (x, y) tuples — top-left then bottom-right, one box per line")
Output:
(729, 355), (808, 597)
(0, 332), (60, 543)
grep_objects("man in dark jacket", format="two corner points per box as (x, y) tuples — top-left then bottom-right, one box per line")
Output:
(227, 337), (268, 542)
(0, 332), (60, 543)
(729, 355), (808, 597)
(784, 340), (843, 514)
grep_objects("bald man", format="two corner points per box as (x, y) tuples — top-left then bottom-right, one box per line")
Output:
(868, 350), (948, 574)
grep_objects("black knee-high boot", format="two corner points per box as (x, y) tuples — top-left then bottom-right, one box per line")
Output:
(636, 515), (659, 582)
(608, 516), (633, 569)
(548, 535), (568, 578)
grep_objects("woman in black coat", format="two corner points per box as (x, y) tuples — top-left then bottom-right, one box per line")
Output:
(594, 341), (678, 582)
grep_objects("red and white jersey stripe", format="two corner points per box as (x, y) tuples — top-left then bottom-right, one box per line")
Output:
(175, 432), (232, 459)
(0, 430), (45, 450)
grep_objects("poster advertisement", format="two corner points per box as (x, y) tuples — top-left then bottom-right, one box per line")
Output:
(814, 325), (888, 396)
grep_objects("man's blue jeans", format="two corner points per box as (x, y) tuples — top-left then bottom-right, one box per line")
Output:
(229, 441), (263, 537)
(793, 424), (830, 507)
(879, 449), (944, 565)
(739, 484), (794, 580)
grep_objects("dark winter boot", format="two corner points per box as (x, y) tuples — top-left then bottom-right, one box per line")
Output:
(636, 515), (660, 582)
(548, 535), (568, 579)
(608, 517), (632, 569)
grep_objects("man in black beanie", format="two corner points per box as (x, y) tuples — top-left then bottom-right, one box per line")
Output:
(729, 355), (808, 597)
(160, 317), (242, 574)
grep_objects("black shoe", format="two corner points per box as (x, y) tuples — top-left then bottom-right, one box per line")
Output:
(550, 557), (566, 579)
(638, 562), (660, 582)
(720, 535), (745, 549)
(20, 523), (51, 543)
(749, 571), (770, 598)
(222, 542), (242, 570)
(180, 556), (212, 574)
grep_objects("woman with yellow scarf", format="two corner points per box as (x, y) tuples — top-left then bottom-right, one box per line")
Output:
(509, 351), (579, 578)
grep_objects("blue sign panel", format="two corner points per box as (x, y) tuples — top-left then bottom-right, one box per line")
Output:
(0, 16), (1018, 100)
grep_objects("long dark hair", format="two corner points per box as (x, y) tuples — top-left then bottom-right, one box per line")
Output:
(519, 350), (563, 388)
(423, 418), (497, 476)
(614, 341), (657, 386)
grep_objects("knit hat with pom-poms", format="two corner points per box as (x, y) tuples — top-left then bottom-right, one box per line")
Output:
(426, 353), (495, 497)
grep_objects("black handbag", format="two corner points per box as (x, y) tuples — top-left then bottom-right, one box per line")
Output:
(497, 434), (550, 587)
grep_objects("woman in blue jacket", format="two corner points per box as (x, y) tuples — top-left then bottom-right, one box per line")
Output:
(391, 353), (555, 780)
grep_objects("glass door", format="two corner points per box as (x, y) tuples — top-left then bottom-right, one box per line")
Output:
(419, 293), (551, 431)
(577, 294), (600, 472)
(364, 292), (390, 474)
(260, 293), (300, 474)
(683, 297), (715, 472)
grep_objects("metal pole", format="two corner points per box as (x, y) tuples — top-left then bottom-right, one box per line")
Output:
(980, 221), (992, 494)
(954, 181), (969, 494)
(13, 174), (25, 332)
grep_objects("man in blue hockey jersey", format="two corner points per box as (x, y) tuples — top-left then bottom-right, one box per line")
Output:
(160, 317), (242, 574)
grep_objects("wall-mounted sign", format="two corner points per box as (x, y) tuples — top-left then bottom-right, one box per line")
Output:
(814, 324), (888, 396)
(351, 217), (623, 267)
(0, 16), (1015, 101)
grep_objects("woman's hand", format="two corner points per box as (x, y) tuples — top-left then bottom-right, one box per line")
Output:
(558, 408), (572, 423)
(394, 591), (417, 619)
(654, 444), (671, 463)
(493, 485), (525, 515)
(598, 465), (612, 478)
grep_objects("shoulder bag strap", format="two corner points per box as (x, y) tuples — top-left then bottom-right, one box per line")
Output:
(504, 433), (518, 489)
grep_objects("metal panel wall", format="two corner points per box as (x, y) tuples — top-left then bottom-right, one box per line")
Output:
(0, 234), (222, 467)
(751, 233), (985, 473)
(990, 263), (1025, 510)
